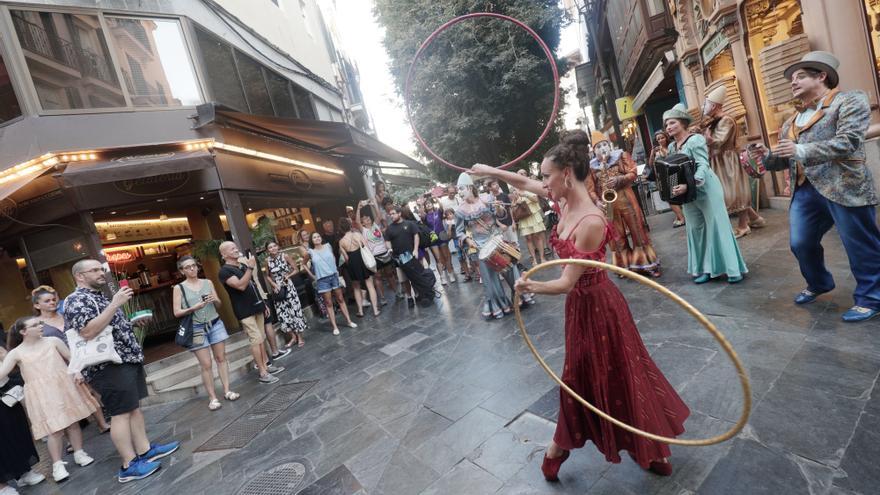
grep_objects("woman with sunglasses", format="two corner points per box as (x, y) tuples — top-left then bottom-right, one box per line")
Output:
(172, 256), (239, 411)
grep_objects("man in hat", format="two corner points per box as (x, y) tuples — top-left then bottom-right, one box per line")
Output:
(702, 85), (766, 237)
(750, 51), (880, 322)
(588, 130), (661, 276)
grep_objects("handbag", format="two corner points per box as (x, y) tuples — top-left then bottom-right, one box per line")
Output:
(271, 284), (289, 302)
(512, 201), (531, 222)
(1, 384), (24, 407)
(360, 244), (377, 272)
(175, 284), (195, 349)
(66, 325), (123, 373)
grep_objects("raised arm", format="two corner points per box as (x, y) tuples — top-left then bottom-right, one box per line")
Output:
(470, 164), (545, 197)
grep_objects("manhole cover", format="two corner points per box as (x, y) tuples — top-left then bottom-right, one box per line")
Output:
(238, 462), (306, 495)
(195, 381), (317, 452)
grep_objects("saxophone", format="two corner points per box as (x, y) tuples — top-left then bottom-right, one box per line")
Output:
(598, 157), (618, 222)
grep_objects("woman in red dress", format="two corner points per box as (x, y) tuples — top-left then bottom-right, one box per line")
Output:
(471, 130), (689, 481)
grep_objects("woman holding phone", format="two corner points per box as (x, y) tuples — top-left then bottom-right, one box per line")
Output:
(172, 256), (239, 411)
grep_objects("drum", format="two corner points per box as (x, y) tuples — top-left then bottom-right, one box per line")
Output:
(479, 236), (521, 273)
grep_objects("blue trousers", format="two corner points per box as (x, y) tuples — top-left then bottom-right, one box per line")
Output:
(789, 181), (880, 310)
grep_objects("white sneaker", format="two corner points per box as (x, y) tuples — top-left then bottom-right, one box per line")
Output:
(347, 321), (358, 328)
(17, 469), (45, 486)
(73, 449), (94, 467)
(52, 461), (69, 482)
(447, 271), (457, 283)
(439, 272), (448, 285)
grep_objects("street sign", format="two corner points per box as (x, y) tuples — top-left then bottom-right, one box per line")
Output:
(615, 96), (642, 120)
(702, 32), (729, 65)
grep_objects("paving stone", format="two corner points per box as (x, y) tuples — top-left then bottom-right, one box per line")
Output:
(421, 460), (503, 495)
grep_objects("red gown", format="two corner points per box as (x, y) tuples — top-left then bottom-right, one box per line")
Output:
(549, 214), (689, 467)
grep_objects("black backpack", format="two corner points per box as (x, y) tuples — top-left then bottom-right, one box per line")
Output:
(415, 221), (437, 247)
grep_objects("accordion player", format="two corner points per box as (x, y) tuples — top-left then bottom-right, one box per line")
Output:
(654, 153), (698, 205)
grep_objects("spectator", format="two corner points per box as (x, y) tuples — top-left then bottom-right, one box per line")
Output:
(422, 199), (456, 284)
(487, 179), (518, 247)
(302, 232), (357, 335)
(218, 243), (284, 384)
(339, 217), (381, 317)
(172, 256), (239, 411)
(0, 317), (96, 482)
(321, 219), (340, 258)
(648, 130), (686, 228)
(513, 169), (550, 265)
(0, 335), (45, 491)
(357, 200), (394, 304)
(296, 229), (329, 318)
(64, 259), (180, 483)
(385, 205), (436, 307)
(265, 242), (309, 347)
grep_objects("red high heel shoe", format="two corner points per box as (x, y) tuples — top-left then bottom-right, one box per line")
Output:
(541, 450), (570, 482)
(629, 453), (673, 476)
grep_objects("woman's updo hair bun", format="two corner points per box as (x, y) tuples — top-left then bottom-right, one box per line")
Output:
(544, 130), (592, 181)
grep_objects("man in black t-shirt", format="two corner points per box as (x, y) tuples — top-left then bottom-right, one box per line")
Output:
(385, 205), (436, 306)
(218, 242), (283, 384)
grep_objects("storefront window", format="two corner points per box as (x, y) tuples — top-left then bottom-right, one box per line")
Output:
(265, 69), (298, 118)
(11, 10), (126, 110)
(235, 52), (274, 116)
(0, 49), (22, 123)
(105, 17), (201, 107)
(292, 84), (316, 119)
(195, 26), (248, 112)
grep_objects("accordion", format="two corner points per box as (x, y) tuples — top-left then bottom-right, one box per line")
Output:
(655, 153), (697, 205)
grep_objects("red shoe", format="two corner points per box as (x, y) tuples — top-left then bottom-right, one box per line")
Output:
(541, 450), (570, 482)
(648, 460), (673, 476)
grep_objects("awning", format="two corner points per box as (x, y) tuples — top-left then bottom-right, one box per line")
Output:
(0, 166), (52, 202)
(59, 149), (215, 187)
(381, 172), (433, 189)
(632, 62), (666, 112)
(193, 103), (427, 174)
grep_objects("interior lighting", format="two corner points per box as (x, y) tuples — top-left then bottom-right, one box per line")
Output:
(96, 217), (187, 227)
(212, 142), (344, 175)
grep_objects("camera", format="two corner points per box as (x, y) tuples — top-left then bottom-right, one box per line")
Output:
(201, 294), (209, 302)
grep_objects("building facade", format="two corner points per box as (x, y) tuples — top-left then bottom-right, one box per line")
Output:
(0, 0), (421, 351)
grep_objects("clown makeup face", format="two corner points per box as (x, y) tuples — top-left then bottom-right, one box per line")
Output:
(458, 186), (474, 200)
(595, 141), (612, 160)
(703, 100), (718, 116)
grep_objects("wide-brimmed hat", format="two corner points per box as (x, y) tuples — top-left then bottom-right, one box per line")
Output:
(784, 51), (840, 88)
(663, 103), (693, 123)
(590, 130), (609, 147)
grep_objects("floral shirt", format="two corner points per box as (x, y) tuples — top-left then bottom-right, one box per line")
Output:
(64, 287), (144, 381)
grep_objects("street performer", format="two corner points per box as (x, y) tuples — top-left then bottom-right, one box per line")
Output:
(587, 131), (661, 277)
(749, 51), (880, 322)
(702, 85), (766, 238)
(454, 173), (534, 319)
(471, 129), (689, 481)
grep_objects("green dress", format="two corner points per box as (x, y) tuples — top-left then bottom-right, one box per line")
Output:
(669, 134), (748, 278)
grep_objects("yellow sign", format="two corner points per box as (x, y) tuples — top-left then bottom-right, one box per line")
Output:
(615, 96), (642, 120)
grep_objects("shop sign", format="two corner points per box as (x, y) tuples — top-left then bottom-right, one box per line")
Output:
(111, 152), (176, 164)
(701, 32), (729, 65)
(615, 96), (642, 120)
(268, 169), (315, 191)
(114, 172), (190, 197)
(106, 251), (137, 264)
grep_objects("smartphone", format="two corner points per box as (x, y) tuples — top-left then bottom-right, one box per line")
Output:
(119, 279), (129, 289)
(201, 294), (209, 302)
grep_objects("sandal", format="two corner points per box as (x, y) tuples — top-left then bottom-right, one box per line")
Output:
(224, 391), (240, 401)
(332, 328), (340, 335)
(298, 338), (305, 348)
(208, 399), (222, 411)
(672, 219), (685, 228)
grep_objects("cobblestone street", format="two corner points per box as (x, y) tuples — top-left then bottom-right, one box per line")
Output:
(24, 209), (880, 495)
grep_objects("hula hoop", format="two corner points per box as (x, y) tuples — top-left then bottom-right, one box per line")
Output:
(404, 13), (561, 171)
(514, 259), (751, 446)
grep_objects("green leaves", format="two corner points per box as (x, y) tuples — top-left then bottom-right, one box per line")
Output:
(375, 0), (568, 182)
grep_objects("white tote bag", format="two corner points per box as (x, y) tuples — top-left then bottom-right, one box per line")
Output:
(360, 244), (377, 272)
(66, 325), (123, 373)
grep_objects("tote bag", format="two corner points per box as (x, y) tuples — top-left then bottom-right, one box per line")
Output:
(360, 244), (377, 272)
(66, 325), (122, 373)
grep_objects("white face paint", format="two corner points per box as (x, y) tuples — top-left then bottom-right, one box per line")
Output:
(703, 100), (716, 116)
(458, 186), (473, 200)
(595, 141), (612, 159)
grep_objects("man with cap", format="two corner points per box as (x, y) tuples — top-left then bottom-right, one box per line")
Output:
(588, 130), (661, 277)
(702, 85), (766, 238)
(749, 51), (880, 322)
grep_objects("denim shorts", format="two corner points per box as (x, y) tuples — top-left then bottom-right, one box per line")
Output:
(316, 274), (341, 294)
(188, 318), (229, 351)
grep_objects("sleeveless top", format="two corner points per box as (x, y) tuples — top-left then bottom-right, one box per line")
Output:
(308, 245), (338, 279)
(548, 208), (613, 288)
(180, 280), (218, 324)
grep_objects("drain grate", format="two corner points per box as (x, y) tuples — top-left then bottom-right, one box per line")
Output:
(196, 381), (317, 452)
(237, 462), (306, 495)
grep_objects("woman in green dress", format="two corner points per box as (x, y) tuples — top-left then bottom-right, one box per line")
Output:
(663, 104), (747, 283)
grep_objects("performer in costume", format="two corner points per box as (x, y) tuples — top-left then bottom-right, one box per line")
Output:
(664, 103), (748, 284)
(702, 86), (766, 238)
(471, 130), (689, 481)
(749, 51), (880, 322)
(454, 173), (534, 319)
(587, 131), (661, 277)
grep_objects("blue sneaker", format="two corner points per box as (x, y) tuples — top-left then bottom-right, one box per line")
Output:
(118, 457), (161, 483)
(138, 441), (181, 462)
(842, 306), (879, 323)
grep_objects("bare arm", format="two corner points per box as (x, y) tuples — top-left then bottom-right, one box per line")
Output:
(172, 285), (207, 318)
(514, 216), (603, 295)
(470, 164), (545, 196)
(0, 349), (19, 382)
(52, 337), (71, 362)
(204, 279), (221, 308)
(224, 265), (254, 291)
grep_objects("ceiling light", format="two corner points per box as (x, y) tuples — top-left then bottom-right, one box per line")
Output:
(212, 142), (344, 175)
(159, 213), (168, 221)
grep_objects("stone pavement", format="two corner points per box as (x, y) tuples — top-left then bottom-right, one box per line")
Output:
(20, 209), (880, 494)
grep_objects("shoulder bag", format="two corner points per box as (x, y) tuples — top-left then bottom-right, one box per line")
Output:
(175, 284), (195, 349)
(512, 201), (531, 222)
(360, 240), (377, 273)
(66, 294), (124, 373)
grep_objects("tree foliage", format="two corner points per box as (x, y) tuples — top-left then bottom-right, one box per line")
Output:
(374, 0), (568, 182)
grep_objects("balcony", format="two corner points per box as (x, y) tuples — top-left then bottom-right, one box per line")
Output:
(12, 14), (118, 86)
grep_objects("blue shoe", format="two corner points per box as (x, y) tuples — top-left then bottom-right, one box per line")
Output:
(118, 458), (161, 483)
(693, 274), (710, 284)
(728, 275), (743, 284)
(794, 289), (820, 305)
(841, 306), (879, 323)
(137, 441), (180, 463)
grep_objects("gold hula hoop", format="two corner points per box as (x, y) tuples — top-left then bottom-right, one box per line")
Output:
(514, 258), (751, 447)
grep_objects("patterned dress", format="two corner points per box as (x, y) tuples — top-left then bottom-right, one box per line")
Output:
(267, 253), (308, 334)
(549, 212), (689, 466)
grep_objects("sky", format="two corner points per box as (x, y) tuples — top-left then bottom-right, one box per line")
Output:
(331, 0), (583, 163)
